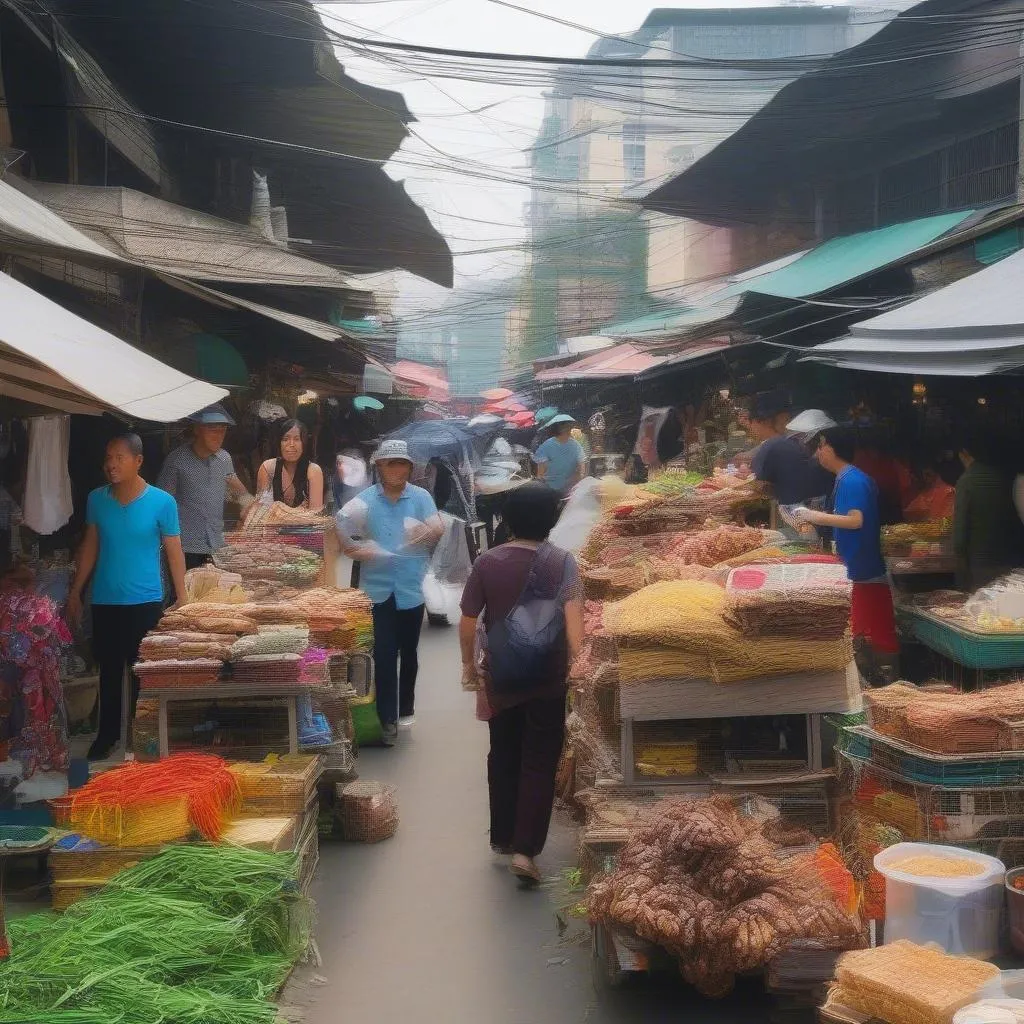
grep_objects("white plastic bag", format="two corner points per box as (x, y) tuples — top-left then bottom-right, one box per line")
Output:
(550, 476), (602, 554)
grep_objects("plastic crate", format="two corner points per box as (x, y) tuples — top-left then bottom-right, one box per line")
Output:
(839, 725), (1024, 787)
(906, 609), (1024, 670)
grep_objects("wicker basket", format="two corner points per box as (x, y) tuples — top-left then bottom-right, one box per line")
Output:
(69, 797), (192, 847)
(50, 837), (158, 882)
(337, 780), (398, 843)
(51, 879), (107, 912)
(230, 755), (322, 815)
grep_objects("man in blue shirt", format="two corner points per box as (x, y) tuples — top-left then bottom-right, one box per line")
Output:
(533, 415), (587, 497)
(797, 426), (898, 685)
(67, 433), (187, 760)
(337, 440), (443, 743)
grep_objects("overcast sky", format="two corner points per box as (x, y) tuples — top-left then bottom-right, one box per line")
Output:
(320, 0), (794, 307)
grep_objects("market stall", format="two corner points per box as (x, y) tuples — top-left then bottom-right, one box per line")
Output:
(567, 473), (867, 991)
(0, 271), (228, 821)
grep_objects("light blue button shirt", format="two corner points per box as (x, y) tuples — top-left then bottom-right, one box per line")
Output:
(337, 483), (439, 610)
(533, 436), (586, 495)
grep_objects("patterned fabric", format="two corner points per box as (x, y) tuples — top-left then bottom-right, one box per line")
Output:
(0, 590), (70, 780)
(157, 444), (237, 554)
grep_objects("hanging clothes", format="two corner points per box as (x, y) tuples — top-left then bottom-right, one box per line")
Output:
(22, 416), (73, 535)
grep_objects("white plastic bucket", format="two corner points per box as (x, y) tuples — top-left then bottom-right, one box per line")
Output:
(875, 843), (1005, 959)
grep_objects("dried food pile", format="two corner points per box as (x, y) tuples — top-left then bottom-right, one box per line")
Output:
(604, 579), (852, 684)
(588, 797), (863, 997)
(825, 941), (999, 1024)
(865, 681), (1024, 754)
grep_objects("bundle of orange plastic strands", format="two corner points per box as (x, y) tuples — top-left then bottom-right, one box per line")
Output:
(70, 754), (240, 846)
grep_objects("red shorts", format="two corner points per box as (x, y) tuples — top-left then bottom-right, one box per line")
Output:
(851, 581), (899, 654)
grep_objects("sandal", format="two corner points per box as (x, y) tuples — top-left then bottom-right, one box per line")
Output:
(510, 855), (541, 887)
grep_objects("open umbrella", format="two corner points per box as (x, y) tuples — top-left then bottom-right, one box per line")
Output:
(497, 397), (527, 413)
(511, 410), (535, 426)
(353, 395), (384, 412)
(480, 387), (513, 401)
(536, 406), (558, 425)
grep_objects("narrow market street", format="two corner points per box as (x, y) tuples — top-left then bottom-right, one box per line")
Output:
(284, 625), (778, 1024)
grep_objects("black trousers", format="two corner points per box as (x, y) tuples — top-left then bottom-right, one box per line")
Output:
(372, 597), (424, 725)
(91, 602), (163, 753)
(487, 693), (567, 858)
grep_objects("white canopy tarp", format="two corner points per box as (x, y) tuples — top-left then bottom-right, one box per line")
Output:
(802, 248), (1024, 376)
(0, 271), (226, 419)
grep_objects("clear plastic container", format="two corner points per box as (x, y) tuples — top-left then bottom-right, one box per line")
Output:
(875, 843), (1006, 959)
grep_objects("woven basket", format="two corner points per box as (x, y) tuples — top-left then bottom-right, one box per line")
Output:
(51, 879), (106, 912)
(231, 756), (322, 815)
(337, 780), (398, 843)
(69, 797), (191, 847)
(50, 840), (157, 882)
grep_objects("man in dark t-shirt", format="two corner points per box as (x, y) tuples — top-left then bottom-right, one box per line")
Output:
(748, 394), (832, 504)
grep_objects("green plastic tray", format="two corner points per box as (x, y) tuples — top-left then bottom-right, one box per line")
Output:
(906, 609), (1024, 669)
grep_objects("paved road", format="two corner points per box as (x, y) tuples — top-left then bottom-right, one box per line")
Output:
(284, 625), (781, 1024)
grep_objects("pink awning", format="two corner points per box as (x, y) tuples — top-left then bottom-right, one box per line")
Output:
(389, 360), (450, 403)
(535, 343), (665, 383)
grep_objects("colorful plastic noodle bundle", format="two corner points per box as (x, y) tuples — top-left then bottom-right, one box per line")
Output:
(69, 754), (240, 846)
(0, 845), (309, 1024)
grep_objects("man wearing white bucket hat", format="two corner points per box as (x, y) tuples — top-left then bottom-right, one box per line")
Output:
(336, 439), (443, 743)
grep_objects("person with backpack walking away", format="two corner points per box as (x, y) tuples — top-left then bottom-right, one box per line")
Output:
(459, 482), (584, 886)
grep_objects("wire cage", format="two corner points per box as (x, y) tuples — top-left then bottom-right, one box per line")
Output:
(836, 749), (1024, 871)
(151, 699), (294, 761)
(231, 755), (323, 816)
(225, 522), (328, 555)
(901, 638), (1024, 689)
(629, 716), (812, 782)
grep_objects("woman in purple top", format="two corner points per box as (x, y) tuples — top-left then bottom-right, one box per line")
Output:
(459, 482), (584, 886)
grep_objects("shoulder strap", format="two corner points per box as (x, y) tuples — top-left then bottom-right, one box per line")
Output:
(526, 542), (570, 599)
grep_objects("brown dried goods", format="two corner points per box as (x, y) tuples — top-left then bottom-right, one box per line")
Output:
(586, 797), (862, 999)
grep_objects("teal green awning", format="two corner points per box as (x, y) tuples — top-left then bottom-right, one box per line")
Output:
(975, 225), (1023, 265)
(597, 210), (978, 343)
(333, 317), (386, 336)
(746, 210), (976, 300)
(599, 298), (740, 338)
(171, 333), (249, 388)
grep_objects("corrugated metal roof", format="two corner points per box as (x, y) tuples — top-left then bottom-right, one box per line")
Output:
(154, 276), (392, 373)
(14, 179), (368, 291)
(842, 246), (1024, 338)
(598, 249), (808, 340)
(0, 177), (114, 258)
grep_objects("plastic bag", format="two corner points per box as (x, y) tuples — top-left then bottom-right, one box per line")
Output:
(422, 569), (463, 625)
(550, 476), (602, 554)
(430, 512), (472, 585)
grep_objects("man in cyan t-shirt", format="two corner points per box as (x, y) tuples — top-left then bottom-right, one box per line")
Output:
(796, 426), (898, 686)
(68, 433), (186, 760)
